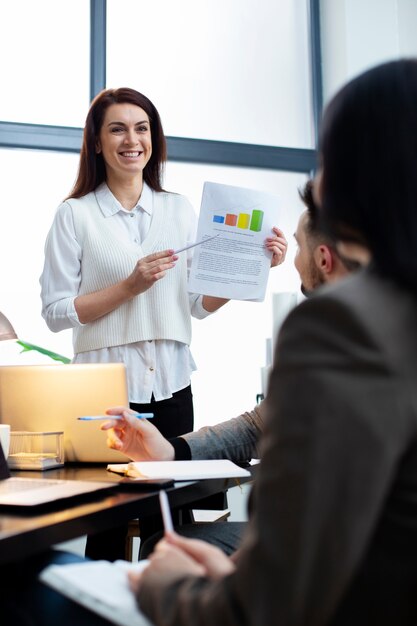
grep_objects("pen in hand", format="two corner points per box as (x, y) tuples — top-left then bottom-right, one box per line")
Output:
(77, 413), (154, 421)
(159, 490), (174, 534)
(173, 233), (219, 255)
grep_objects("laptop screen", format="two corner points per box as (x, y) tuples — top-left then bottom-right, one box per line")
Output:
(0, 363), (129, 463)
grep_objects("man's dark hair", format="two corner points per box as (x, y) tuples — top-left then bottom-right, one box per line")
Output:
(299, 179), (360, 272)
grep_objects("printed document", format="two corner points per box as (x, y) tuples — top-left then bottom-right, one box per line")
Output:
(188, 181), (281, 301)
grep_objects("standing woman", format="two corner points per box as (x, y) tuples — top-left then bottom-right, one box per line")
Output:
(40, 87), (287, 557)
(40, 87), (229, 440)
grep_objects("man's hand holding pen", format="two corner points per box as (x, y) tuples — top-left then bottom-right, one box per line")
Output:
(128, 531), (236, 594)
(101, 407), (176, 461)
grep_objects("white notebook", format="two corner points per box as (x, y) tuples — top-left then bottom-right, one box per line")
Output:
(40, 559), (152, 626)
(107, 459), (251, 481)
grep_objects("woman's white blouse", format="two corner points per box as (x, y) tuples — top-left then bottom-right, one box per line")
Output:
(40, 183), (210, 403)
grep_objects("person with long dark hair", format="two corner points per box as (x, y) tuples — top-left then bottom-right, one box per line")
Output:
(39, 87), (287, 558)
(41, 87), (286, 439)
(129, 59), (417, 626)
(41, 88), (222, 439)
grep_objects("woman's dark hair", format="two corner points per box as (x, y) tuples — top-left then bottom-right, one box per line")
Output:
(319, 58), (417, 291)
(67, 88), (167, 199)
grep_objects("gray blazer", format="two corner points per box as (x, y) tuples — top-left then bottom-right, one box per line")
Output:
(182, 404), (264, 463)
(138, 268), (417, 626)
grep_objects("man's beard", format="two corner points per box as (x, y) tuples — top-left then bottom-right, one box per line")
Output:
(300, 263), (325, 297)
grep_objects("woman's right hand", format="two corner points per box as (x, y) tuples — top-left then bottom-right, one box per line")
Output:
(100, 407), (175, 461)
(125, 249), (178, 297)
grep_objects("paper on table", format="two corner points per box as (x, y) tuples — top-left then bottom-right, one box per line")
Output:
(188, 181), (281, 301)
(107, 459), (251, 481)
(39, 559), (152, 626)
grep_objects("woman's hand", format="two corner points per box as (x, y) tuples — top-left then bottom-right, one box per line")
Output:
(125, 249), (179, 297)
(265, 227), (288, 267)
(128, 531), (236, 593)
(101, 407), (175, 461)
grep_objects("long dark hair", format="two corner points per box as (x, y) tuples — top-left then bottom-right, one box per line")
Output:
(67, 88), (167, 199)
(319, 58), (417, 292)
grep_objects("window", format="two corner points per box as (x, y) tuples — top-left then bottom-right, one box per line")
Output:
(107, 0), (314, 148)
(0, 0), (90, 127)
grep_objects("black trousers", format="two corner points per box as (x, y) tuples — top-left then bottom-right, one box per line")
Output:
(85, 385), (194, 561)
(130, 384), (194, 438)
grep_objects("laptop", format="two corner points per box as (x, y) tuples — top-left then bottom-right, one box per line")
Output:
(0, 363), (129, 463)
(0, 440), (116, 509)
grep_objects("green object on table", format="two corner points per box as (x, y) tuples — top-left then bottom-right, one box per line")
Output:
(16, 340), (71, 364)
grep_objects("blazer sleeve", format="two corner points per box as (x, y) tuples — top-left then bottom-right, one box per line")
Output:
(137, 293), (408, 626)
(181, 403), (265, 462)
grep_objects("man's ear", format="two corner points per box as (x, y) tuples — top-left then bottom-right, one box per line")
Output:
(313, 244), (333, 275)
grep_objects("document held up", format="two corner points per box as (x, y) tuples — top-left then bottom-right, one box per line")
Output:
(188, 181), (282, 301)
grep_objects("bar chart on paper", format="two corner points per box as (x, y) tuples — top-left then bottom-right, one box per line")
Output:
(213, 209), (264, 232)
(188, 181), (281, 301)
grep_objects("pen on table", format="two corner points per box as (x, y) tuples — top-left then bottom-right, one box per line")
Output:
(77, 413), (154, 421)
(159, 490), (174, 534)
(173, 233), (219, 255)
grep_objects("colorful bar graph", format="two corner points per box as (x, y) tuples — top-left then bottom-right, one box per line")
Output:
(213, 209), (265, 231)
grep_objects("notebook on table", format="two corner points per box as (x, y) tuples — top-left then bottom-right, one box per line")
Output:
(0, 362), (129, 463)
(0, 440), (116, 509)
(107, 459), (252, 481)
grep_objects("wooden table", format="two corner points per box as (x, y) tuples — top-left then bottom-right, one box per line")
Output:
(0, 464), (250, 565)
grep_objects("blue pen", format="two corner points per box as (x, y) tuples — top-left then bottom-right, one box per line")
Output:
(77, 413), (154, 421)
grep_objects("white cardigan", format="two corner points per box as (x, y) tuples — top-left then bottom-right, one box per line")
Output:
(71, 189), (193, 353)
(40, 183), (210, 403)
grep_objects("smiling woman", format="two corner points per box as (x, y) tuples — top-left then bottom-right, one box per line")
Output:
(39, 87), (230, 439)
(38, 87), (237, 561)
(39, 87), (287, 561)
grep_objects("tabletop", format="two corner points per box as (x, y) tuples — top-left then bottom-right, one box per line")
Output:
(0, 463), (251, 565)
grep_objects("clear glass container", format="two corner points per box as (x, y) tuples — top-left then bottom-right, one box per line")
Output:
(8, 431), (64, 470)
